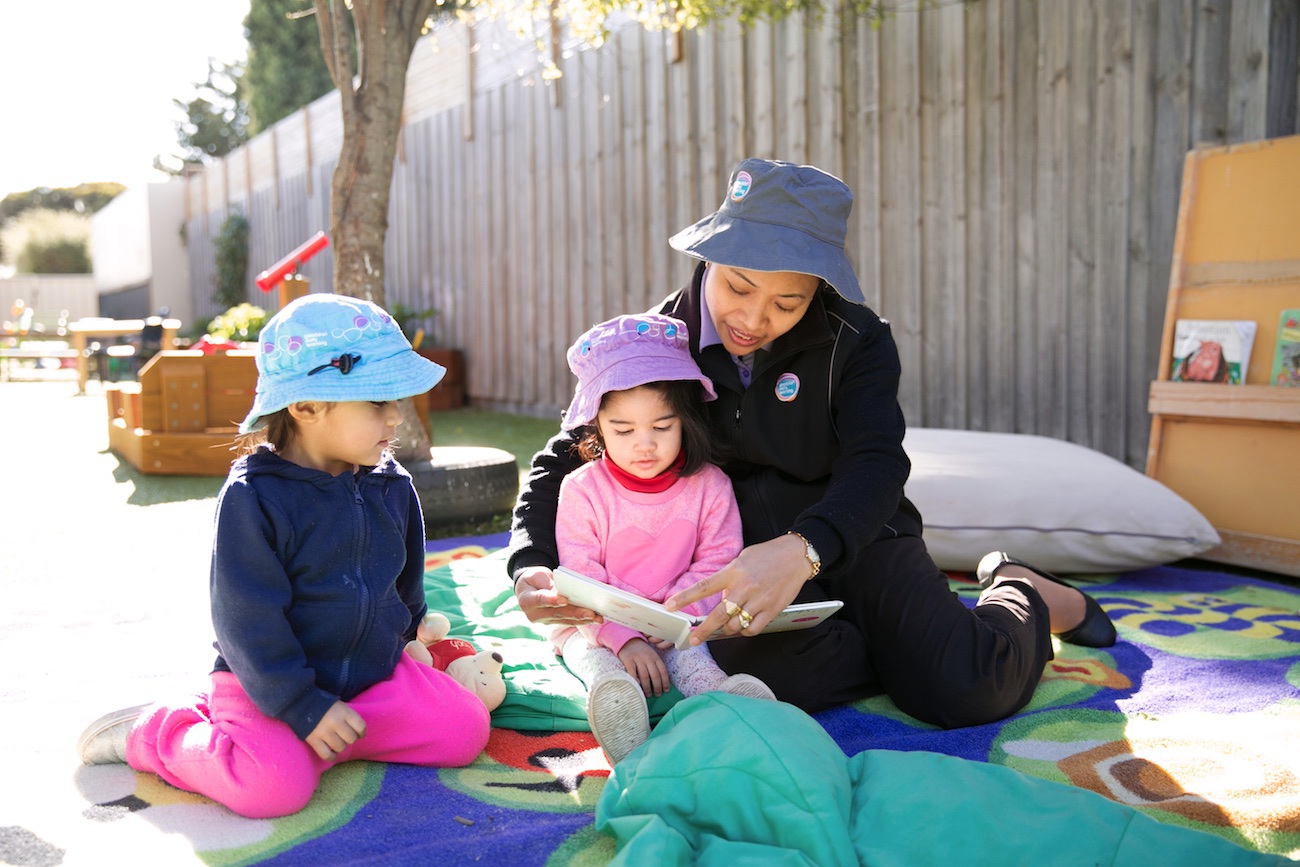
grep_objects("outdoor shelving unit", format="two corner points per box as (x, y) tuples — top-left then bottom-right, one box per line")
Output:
(1146, 135), (1300, 577)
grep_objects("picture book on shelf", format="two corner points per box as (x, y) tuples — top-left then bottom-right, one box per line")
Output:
(1170, 319), (1257, 384)
(1272, 308), (1300, 387)
(551, 566), (843, 650)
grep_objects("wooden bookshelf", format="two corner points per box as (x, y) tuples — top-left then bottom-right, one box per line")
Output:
(1145, 135), (1300, 577)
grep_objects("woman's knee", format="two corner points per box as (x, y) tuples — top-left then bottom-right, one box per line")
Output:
(890, 666), (1037, 729)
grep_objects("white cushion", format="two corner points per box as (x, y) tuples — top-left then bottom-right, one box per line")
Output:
(902, 429), (1220, 574)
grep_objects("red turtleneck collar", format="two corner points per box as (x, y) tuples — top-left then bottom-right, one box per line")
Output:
(603, 451), (686, 493)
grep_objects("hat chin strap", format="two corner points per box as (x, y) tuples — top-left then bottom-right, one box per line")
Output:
(308, 353), (361, 376)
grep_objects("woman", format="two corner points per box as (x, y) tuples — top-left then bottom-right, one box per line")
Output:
(508, 158), (1114, 728)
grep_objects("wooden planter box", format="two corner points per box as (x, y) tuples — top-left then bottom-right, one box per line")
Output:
(105, 350), (258, 476)
(414, 347), (465, 413)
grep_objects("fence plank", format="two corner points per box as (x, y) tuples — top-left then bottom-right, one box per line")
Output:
(1065, 0), (1097, 446)
(1094, 0), (1133, 458)
(1228, 0), (1272, 140)
(1035, 0), (1070, 438)
(877, 11), (923, 422)
(1191, 0), (1231, 146)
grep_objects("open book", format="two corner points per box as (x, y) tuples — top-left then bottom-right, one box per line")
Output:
(552, 566), (843, 650)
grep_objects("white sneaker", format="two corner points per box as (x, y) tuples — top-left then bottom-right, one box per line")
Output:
(719, 673), (777, 701)
(585, 671), (650, 766)
(77, 704), (149, 765)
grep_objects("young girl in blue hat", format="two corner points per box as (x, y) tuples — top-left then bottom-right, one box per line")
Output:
(553, 313), (774, 765)
(511, 159), (1116, 730)
(76, 293), (491, 818)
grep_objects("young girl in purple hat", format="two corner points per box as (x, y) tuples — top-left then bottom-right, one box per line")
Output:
(510, 159), (1116, 731)
(76, 293), (491, 818)
(552, 313), (775, 765)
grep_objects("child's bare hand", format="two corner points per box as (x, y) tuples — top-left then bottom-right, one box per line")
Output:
(617, 639), (669, 697)
(305, 701), (366, 761)
(404, 638), (434, 667)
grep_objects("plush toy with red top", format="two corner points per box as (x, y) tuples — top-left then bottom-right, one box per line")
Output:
(405, 612), (506, 711)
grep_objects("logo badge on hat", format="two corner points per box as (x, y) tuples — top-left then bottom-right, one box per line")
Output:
(730, 171), (752, 202)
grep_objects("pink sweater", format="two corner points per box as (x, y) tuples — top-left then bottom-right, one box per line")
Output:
(554, 459), (743, 654)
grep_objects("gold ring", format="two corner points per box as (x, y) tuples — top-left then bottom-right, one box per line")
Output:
(738, 610), (754, 629)
(724, 600), (741, 617)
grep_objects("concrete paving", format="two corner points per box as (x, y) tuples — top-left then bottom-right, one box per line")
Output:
(1, 377), (220, 862)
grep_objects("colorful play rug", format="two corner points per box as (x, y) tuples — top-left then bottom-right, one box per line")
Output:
(68, 534), (1300, 865)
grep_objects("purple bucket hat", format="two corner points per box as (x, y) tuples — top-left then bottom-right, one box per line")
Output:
(562, 314), (717, 428)
(669, 158), (864, 304)
(240, 293), (446, 433)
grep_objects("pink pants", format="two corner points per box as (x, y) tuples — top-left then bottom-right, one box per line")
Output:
(126, 654), (491, 818)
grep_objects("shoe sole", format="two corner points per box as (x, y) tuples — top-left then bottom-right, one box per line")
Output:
(586, 674), (650, 766)
(77, 703), (149, 764)
(719, 674), (777, 701)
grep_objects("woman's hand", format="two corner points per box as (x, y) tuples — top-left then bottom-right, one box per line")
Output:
(665, 534), (812, 644)
(513, 566), (600, 626)
(305, 701), (367, 761)
(617, 639), (670, 696)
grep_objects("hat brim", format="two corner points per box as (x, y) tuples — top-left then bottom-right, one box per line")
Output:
(239, 350), (446, 433)
(670, 212), (864, 304)
(562, 356), (717, 429)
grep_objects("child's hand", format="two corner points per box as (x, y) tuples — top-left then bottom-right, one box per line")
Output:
(305, 701), (366, 761)
(404, 638), (434, 667)
(415, 611), (450, 647)
(617, 639), (669, 697)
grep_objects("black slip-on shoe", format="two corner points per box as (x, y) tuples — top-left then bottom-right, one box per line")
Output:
(976, 551), (1117, 648)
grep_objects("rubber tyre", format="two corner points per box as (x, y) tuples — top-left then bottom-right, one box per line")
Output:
(408, 446), (519, 529)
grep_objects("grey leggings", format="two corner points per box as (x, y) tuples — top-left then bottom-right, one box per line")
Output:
(561, 632), (730, 697)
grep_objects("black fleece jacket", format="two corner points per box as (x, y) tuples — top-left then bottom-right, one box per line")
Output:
(508, 263), (922, 583)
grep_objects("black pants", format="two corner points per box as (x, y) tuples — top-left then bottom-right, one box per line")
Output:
(707, 535), (1053, 729)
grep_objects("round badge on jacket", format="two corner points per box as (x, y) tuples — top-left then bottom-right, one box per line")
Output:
(775, 372), (800, 402)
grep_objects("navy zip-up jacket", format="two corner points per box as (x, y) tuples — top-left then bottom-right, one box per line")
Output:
(210, 447), (428, 740)
(510, 263), (923, 583)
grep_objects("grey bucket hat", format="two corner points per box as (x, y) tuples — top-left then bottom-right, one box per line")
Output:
(669, 158), (864, 304)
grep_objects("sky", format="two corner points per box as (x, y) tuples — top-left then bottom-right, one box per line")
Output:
(0, 1), (252, 198)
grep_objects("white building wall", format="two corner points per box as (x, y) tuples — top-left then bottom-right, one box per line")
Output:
(91, 188), (150, 292)
(147, 183), (191, 323)
(90, 182), (191, 324)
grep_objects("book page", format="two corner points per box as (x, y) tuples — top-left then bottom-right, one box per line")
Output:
(1271, 309), (1300, 387)
(551, 567), (843, 650)
(1171, 319), (1257, 384)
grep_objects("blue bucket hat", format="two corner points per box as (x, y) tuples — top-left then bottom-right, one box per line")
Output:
(239, 293), (446, 433)
(562, 314), (716, 428)
(668, 158), (864, 304)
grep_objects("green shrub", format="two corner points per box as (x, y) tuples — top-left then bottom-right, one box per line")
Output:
(208, 302), (267, 341)
(213, 212), (250, 309)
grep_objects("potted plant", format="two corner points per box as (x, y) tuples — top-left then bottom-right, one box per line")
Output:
(390, 302), (464, 413)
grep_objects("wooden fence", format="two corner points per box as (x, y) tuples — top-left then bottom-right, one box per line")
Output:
(183, 0), (1300, 469)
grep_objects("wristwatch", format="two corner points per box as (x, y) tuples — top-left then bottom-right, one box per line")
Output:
(787, 531), (822, 579)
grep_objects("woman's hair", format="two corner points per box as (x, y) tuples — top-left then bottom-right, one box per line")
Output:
(233, 407), (298, 455)
(574, 380), (715, 476)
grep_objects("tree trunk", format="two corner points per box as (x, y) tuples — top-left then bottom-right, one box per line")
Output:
(312, 0), (438, 460)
